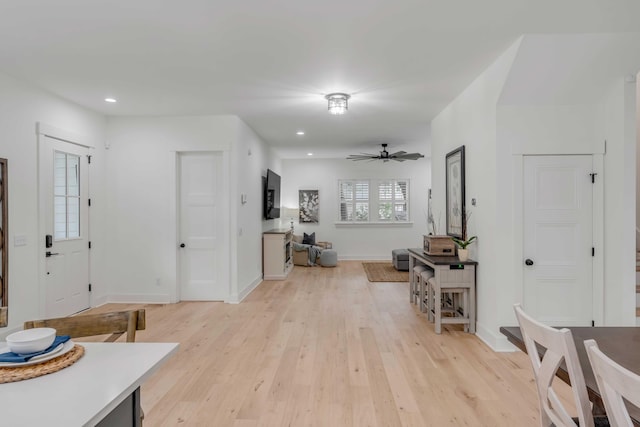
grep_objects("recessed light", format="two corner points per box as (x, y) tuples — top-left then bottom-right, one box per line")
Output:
(296, 131), (305, 136)
(104, 98), (117, 103)
(307, 153), (313, 156)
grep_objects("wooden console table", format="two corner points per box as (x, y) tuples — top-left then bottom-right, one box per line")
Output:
(408, 248), (477, 334)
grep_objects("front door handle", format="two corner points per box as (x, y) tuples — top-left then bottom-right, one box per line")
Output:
(180, 243), (186, 248)
(525, 258), (534, 266)
(46, 251), (60, 257)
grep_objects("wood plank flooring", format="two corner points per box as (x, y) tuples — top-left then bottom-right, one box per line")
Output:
(85, 261), (550, 426)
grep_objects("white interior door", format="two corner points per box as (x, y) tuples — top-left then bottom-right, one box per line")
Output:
(178, 152), (226, 300)
(523, 155), (593, 326)
(40, 137), (90, 317)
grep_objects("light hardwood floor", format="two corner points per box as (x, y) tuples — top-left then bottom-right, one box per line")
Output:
(85, 261), (551, 426)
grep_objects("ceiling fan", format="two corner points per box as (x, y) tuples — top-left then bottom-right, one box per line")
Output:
(346, 144), (425, 162)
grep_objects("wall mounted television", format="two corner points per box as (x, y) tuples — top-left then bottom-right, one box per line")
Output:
(264, 169), (281, 219)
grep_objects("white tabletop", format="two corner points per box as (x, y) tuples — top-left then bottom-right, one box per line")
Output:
(0, 342), (178, 427)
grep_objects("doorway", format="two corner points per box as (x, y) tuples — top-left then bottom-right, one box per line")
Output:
(523, 155), (594, 326)
(39, 135), (91, 317)
(178, 152), (227, 300)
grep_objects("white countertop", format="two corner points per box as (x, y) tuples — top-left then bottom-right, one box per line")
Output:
(0, 342), (179, 427)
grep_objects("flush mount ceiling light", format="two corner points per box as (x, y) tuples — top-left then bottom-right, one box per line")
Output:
(104, 97), (117, 103)
(325, 93), (350, 115)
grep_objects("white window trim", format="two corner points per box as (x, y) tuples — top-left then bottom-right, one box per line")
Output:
(334, 221), (414, 227)
(337, 178), (411, 224)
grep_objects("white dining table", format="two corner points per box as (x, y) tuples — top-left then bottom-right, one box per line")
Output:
(0, 341), (178, 427)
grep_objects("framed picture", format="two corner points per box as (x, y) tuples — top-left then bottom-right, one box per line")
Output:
(299, 189), (319, 223)
(446, 146), (465, 239)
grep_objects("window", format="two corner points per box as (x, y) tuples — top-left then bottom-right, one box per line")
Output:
(339, 180), (369, 221)
(339, 179), (410, 223)
(378, 180), (408, 221)
(54, 151), (81, 240)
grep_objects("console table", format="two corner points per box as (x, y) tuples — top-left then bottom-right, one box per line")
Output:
(263, 229), (293, 280)
(408, 248), (477, 334)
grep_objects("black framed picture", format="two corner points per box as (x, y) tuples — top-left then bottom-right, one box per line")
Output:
(299, 189), (319, 223)
(446, 146), (465, 239)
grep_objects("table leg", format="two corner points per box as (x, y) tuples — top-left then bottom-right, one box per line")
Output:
(434, 279), (442, 334)
(469, 281), (476, 334)
(409, 255), (415, 304)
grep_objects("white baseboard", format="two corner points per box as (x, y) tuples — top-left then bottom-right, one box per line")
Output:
(91, 295), (109, 308)
(227, 275), (263, 304)
(338, 255), (391, 261)
(475, 321), (518, 352)
(106, 294), (171, 304)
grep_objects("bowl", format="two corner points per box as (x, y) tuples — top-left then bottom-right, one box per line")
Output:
(6, 328), (56, 354)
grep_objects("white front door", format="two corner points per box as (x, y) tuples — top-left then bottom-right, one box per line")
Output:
(523, 155), (593, 326)
(40, 136), (90, 317)
(178, 152), (226, 300)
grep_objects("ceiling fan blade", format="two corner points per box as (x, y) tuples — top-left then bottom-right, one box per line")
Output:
(389, 151), (407, 157)
(347, 155), (379, 161)
(394, 153), (424, 160)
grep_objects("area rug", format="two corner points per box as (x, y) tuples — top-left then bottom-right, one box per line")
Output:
(362, 262), (409, 282)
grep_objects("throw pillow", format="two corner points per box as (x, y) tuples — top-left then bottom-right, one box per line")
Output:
(303, 232), (316, 245)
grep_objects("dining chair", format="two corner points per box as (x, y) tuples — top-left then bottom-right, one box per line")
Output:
(513, 303), (608, 427)
(585, 339), (640, 427)
(24, 309), (146, 342)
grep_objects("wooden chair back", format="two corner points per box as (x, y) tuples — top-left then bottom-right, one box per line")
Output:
(24, 309), (145, 343)
(585, 339), (640, 427)
(513, 304), (594, 427)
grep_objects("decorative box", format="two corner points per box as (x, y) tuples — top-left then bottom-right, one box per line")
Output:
(423, 235), (456, 256)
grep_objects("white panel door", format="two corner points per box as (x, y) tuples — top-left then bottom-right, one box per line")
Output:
(40, 137), (90, 317)
(179, 152), (226, 300)
(523, 155), (593, 326)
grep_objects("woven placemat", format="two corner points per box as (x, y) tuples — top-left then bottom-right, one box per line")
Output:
(0, 344), (85, 384)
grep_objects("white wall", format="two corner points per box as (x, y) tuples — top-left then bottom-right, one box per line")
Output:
(637, 74), (640, 249)
(602, 78), (637, 325)
(432, 34), (639, 351)
(105, 116), (227, 303)
(431, 39), (521, 350)
(0, 71), (106, 334)
(234, 120), (280, 302)
(281, 158), (431, 259)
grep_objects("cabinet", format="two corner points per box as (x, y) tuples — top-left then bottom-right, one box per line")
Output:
(263, 229), (293, 280)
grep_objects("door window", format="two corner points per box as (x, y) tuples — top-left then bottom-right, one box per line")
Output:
(54, 151), (81, 240)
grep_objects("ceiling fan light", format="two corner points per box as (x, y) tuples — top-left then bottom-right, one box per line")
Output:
(325, 93), (350, 115)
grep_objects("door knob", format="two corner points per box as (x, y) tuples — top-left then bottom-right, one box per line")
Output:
(525, 259), (534, 266)
(180, 243), (186, 248)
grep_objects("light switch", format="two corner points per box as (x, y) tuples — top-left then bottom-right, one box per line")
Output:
(14, 235), (27, 246)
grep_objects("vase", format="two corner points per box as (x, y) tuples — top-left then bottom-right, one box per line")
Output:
(458, 248), (469, 261)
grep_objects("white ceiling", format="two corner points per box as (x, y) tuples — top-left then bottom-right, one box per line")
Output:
(1, 1), (639, 158)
